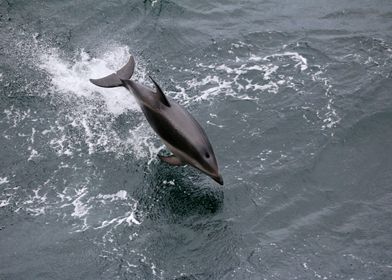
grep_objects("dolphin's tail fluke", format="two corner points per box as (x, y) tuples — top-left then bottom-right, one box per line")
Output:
(89, 56), (135, 88)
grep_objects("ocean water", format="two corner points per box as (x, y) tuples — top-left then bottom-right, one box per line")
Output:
(1, 0), (392, 279)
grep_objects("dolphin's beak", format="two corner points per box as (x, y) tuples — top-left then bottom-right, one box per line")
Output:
(212, 174), (224, 185)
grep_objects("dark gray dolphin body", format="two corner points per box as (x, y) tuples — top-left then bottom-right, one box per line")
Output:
(90, 56), (223, 185)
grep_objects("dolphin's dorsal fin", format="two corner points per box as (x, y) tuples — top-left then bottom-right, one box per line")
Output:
(149, 76), (171, 107)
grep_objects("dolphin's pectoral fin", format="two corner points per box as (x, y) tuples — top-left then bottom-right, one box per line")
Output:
(158, 154), (183, 166)
(149, 76), (171, 107)
(90, 56), (135, 88)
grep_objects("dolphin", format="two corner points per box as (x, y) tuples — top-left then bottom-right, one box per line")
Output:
(89, 56), (223, 185)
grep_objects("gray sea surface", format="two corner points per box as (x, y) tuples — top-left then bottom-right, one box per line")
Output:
(1, 0), (392, 279)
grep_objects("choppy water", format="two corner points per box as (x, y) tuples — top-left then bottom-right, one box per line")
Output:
(1, 0), (392, 279)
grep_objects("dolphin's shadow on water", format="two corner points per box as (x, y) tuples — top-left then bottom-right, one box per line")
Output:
(134, 160), (224, 222)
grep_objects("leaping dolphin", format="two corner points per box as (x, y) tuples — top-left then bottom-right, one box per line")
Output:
(90, 56), (223, 185)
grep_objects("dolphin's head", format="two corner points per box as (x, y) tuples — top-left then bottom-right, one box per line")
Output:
(192, 147), (224, 185)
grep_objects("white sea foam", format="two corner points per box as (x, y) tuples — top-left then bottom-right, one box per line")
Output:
(3, 107), (32, 128)
(97, 190), (128, 202)
(12, 179), (143, 232)
(94, 209), (141, 229)
(0, 199), (10, 208)
(0, 178), (12, 207)
(265, 52), (308, 71)
(310, 66), (341, 130)
(171, 52), (294, 103)
(27, 148), (40, 161)
(0, 177), (9, 185)
(23, 187), (48, 216)
(69, 186), (91, 218)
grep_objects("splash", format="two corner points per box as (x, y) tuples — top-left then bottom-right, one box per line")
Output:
(33, 45), (164, 161)
(38, 46), (139, 115)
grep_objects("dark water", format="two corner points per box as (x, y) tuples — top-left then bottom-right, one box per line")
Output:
(1, 0), (392, 279)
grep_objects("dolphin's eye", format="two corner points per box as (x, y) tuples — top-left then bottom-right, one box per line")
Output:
(205, 152), (210, 159)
